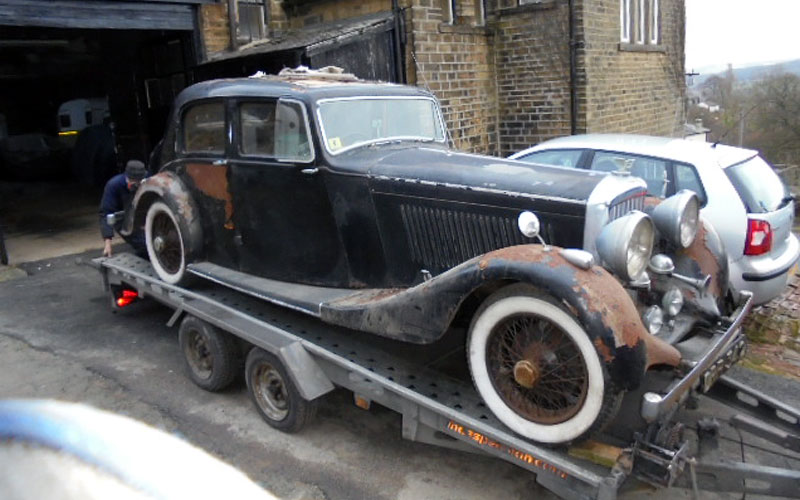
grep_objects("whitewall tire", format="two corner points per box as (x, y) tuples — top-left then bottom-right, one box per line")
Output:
(145, 201), (190, 285)
(468, 287), (617, 444)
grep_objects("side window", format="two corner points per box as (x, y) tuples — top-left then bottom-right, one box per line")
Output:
(515, 149), (583, 169)
(674, 163), (707, 205)
(591, 152), (668, 197)
(182, 102), (226, 154)
(240, 101), (276, 157)
(275, 100), (312, 162)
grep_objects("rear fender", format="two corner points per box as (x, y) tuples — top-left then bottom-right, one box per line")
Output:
(121, 171), (203, 256)
(322, 245), (680, 391)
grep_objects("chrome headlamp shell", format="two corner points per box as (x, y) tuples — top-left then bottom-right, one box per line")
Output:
(595, 211), (655, 282)
(651, 190), (700, 249)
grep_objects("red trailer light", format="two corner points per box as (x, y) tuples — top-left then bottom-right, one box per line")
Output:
(116, 289), (139, 308)
(744, 219), (772, 256)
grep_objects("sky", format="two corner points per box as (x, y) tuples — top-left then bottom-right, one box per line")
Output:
(685, 0), (800, 74)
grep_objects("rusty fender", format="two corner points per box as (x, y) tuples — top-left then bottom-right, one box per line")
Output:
(121, 171), (203, 257)
(672, 218), (729, 316)
(321, 244), (679, 391)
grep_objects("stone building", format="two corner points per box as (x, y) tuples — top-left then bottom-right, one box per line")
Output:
(197, 0), (686, 156)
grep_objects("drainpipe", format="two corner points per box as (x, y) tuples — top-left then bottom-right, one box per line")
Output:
(228, 0), (239, 51)
(568, 0), (578, 135)
(391, 0), (406, 83)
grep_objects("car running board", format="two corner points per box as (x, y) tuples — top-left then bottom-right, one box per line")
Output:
(187, 262), (359, 317)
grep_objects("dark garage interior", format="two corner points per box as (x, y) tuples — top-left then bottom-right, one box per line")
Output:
(0, 1), (200, 264)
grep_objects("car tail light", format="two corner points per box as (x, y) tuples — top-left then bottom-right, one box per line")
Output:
(744, 219), (772, 256)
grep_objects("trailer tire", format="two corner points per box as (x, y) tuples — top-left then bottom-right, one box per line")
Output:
(467, 284), (622, 445)
(179, 316), (239, 392)
(246, 347), (316, 433)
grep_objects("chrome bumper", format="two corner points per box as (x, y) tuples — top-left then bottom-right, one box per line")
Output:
(640, 291), (754, 423)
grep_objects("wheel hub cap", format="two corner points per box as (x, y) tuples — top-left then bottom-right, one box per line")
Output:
(513, 359), (539, 389)
(153, 236), (165, 253)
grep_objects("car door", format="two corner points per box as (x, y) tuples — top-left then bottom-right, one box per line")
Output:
(229, 98), (345, 285)
(174, 99), (238, 268)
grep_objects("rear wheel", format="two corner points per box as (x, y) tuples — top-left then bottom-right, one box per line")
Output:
(468, 285), (622, 444)
(245, 348), (316, 433)
(145, 201), (191, 285)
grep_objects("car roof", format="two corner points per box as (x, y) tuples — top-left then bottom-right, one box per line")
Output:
(174, 76), (434, 110)
(517, 133), (758, 169)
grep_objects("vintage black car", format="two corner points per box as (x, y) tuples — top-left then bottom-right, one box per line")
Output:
(122, 67), (751, 445)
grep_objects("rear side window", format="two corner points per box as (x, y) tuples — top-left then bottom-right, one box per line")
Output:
(515, 149), (583, 168)
(183, 102), (226, 154)
(674, 163), (707, 205)
(725, 156), (789, 213)
(240, 101), (276, 157)
(591, 151), (668, 197)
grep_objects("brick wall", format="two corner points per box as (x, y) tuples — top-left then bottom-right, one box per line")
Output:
(199, 3), (231, 58)
(492, 1), (574, 156)
(284, 0), (389, 28)
(581, 0), (685, 136)
(406, 0), (498, 154)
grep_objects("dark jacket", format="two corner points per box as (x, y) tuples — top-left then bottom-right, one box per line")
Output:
(99, 174), (135, 239)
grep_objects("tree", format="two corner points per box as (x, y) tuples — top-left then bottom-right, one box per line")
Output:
(747, 72), (800, 165)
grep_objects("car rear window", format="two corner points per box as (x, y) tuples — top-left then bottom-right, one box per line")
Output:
(725, 156), (789, 213)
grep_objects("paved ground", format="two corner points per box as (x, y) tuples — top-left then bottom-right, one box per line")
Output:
(1, 250), (798, 499)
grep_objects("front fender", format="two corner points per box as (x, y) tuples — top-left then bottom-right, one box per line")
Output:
(322, 245), (679, 391)
(120, 171), (203, 256)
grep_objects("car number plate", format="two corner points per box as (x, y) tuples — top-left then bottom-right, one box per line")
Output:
(700, 334), (747, 393)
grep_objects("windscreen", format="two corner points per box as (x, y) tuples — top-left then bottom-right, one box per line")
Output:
(318, 98), (446, 154)
(725, 156), (790, 213)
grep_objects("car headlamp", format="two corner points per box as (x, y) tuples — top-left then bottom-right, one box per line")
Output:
(662, 287), (684, 317)
(651, 190), (700, 249)
(642, 305), (664, 335)
(595, 211), (655, 282)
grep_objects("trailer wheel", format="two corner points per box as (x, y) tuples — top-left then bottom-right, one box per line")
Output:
(467, 285), (622, 445)
(145, 201), (193, 285)
(245, 348), (316, 433)
(178, 316), (239, 392)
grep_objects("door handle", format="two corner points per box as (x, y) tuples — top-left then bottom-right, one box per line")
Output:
(301, 168), (319, 175)
(212, 159), (228, 166)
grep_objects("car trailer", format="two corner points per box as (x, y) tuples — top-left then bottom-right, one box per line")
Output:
(94, 253), (800, 499)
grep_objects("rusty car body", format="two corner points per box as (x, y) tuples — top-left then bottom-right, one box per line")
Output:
(122, 68), (752, 445)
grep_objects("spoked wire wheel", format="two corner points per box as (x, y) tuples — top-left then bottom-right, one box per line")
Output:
(486, 313), (589, 425)
(145, 201), (189, 285)
(468, 286), (616, 444)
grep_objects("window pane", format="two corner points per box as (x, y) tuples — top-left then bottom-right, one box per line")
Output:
(240, 102), (276, 156)
(275, 100), (312, 162)
(515, 149), (583, 169)
(725, 156), (788, 213)
(674, 163), (706, 204)
(238, 2), (265, 42)
(183, 102), (225, 153)
(591, 152), (668, 197)
(620, 0), (631, 42)
(649, 0), (659, 44)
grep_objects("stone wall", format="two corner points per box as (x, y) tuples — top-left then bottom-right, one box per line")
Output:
(581, 0), (685, 136)
(492, 0), (574, 156)
(198, 3), (231, 58)
(406, 0), (498, 154)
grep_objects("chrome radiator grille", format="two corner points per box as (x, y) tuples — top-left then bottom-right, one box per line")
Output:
(608, 192), (646, 221)
(400, 205), (527, 269)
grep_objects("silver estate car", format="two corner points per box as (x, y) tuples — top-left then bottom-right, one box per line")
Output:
(510, 134), (800, 305)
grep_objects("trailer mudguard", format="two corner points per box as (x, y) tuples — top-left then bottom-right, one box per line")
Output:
(321, 244), (680, 392)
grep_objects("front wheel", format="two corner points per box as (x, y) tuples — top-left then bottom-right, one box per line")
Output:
(145, 200), (192, 285)
(467, 285), (622, 444)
